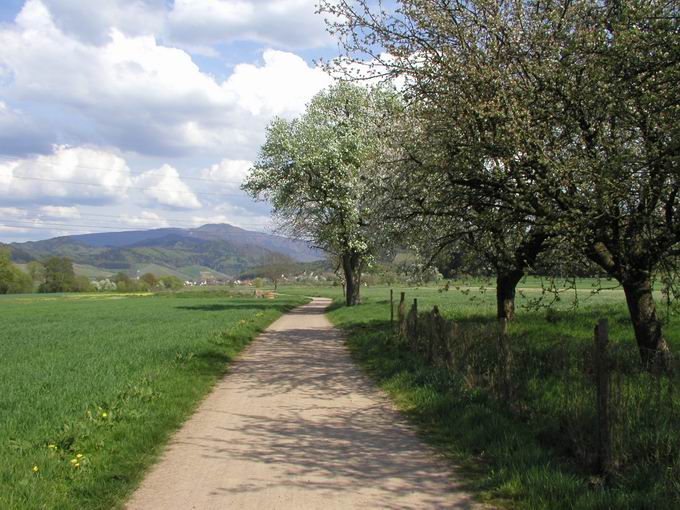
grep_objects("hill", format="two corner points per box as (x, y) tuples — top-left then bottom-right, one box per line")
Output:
(6, 224), (324, 280)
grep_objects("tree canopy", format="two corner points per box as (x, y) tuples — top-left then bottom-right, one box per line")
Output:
(243, 81), (399, 305)
(321, 0), (679, 364)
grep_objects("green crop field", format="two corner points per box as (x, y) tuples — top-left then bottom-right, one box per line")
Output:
(0, 291), (307, 509)
(278, 280), (679, 510)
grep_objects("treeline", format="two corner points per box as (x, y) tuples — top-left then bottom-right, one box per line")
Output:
(243, 0), (679, 367)
(0, 249), (183, 294)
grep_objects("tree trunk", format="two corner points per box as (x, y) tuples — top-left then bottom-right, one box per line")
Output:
(342, 252), (362, 306)
(622, 275), (671, 368)
(496, 271), (523, 321)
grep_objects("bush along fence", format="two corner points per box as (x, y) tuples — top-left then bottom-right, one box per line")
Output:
(389, 290), (679, 489)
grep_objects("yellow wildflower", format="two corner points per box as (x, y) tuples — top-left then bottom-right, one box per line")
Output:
(32, 466), (39, 473)
(70, 459), (78, 464)
(102, 412), (108, 418)
(47, 444), (57, 450)
(76, 453), (83, 459)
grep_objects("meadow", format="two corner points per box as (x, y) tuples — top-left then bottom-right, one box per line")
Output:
(280, 279), (680, 510)
(0, 290), (307, 509)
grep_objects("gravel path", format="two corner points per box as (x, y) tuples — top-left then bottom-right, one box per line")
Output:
(126, 298), (480, 509)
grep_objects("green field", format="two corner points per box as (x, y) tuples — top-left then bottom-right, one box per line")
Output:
(0, 291), (307, 509)
(297, 280), (680, 510)
(2, 280), (677, 509)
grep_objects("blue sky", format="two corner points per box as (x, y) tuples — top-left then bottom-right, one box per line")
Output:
(0, 0), (342, 242)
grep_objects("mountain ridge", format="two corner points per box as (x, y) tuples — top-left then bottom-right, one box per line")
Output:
(4, 223), (324, 279)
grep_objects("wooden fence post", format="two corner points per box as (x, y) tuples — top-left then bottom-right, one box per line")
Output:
(413, 298), (418, 343)
(398, 292), (406, 339)
(390, 289), (394, 329)
(431, 305), (441, 364)
(595, 318), (612, 476)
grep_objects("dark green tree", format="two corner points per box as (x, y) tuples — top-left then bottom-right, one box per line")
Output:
(0, 249), (33, 294)
(40, 257), (77, 293)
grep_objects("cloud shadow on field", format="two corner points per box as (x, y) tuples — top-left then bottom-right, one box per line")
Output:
(174, 302), (301, 313)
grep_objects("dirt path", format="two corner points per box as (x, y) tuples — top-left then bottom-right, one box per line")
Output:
(126, 298), (480, 509)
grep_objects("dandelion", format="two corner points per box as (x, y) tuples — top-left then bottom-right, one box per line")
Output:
(74, 462), (80, 469)
(102, 412), (108, 418)
(47, 444), (57, 450)
(32, 465), (39, 473)
(70, 459), (78, 464)
(76, 453), (83, 459)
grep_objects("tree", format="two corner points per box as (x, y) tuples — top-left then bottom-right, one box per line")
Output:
(0, 249), (33, 294)
(140, 273), (159, 289)
(323, 0), (679, 363)
(372, 113), (548, 320)
(159, 275), (183, 290)
(73, 275), (93, 293)
(243, 82), (398, 305)
(252, 253), (296, 291)
(93, 278), (117, 291)
(26, 261), (45, 288)
(40, 257), (77, 293)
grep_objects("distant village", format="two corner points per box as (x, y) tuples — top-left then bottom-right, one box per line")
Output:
(183, 270), (330, 288)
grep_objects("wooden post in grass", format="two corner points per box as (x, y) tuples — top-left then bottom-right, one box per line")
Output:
(595, 318), (612, 475)
(412, 298), (418, 346)
(390, 289), (394, 329)
(398, 292), (406, 339)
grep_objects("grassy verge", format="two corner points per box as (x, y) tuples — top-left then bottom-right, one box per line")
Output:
(0, 291), (307, 509)
(325, 288), (679, 510)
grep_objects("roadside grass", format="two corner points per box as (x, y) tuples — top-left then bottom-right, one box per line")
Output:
(323, 284), (679, 510)
(0, 291), (307, 509)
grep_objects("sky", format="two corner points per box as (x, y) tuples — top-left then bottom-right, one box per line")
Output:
(0, 0), (344, 242)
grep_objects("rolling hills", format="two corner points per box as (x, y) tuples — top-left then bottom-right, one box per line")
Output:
(4, 224), (324, 280)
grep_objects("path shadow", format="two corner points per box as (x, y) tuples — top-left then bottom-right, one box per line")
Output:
(170, 299), (479, 508)
(185, 406), (478, 509)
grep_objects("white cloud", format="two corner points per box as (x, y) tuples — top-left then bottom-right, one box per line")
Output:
(200, 202), (273, 230)
(0, 225), (30, 234)
(120, 210), (169, 228)
(31, 0), (332, 50)
(0, 207), (28, 218)
(133, 164), (202, 210)
(0, 145), (131, 205)
(40, 0), (166, 44)
(167, 0), (331, 50)
(39, 205), (80, 218)
(225, 50), (333, 117)
(200, 159), (252, 190)
(0, 1), (334, 158)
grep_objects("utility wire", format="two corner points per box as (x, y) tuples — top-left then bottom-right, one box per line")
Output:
(5, 175), (246, 198)
(0, 219), (272, 234)
(6, 210), (271, 228)
(0, 156), (247, 185)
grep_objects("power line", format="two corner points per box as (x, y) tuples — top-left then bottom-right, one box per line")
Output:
(27, 211), (269, 228)
(0, 218), (272, 233)
(6, 174), (247, 198)
(0, 223), (144, 234)
(0, 156), (247, 184)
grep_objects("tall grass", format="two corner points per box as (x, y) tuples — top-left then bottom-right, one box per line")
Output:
(326, 283), (680, 509)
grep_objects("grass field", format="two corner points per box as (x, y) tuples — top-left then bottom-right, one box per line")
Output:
(289, 280), (680, 510)
(0, 290), (307, 509)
